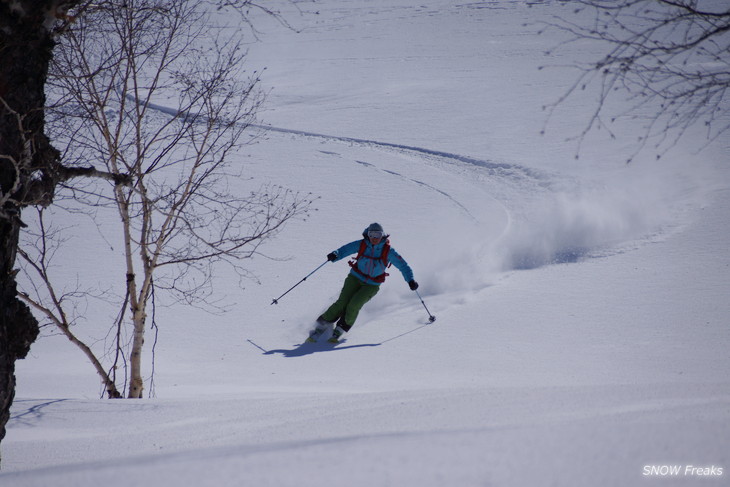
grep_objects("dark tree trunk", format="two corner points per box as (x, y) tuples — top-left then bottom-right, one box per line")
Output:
(0, 219), (38, 464)
(0, 0), (74, 464)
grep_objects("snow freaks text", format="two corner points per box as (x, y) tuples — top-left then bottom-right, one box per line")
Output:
(643, 465), (723, 478)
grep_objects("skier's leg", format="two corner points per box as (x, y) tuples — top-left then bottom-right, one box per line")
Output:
(339, 282), (380, 332)
(329, 284), (379, 343)
(320, 274), (361, 323)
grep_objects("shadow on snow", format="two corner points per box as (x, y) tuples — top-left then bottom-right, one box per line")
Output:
(246, 322), (433, 358)
(260, 341), (381, 357)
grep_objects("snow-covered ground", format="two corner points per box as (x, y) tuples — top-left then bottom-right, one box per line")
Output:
(3, 1), (729, 486)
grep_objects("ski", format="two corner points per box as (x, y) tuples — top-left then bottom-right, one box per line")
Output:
(303, 330), (344, 345)
(304, 333), (341, 345)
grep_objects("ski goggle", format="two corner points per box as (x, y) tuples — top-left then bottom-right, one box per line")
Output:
(368, 230), (384, 239)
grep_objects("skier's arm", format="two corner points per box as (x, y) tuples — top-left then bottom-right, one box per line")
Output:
(388, 247), (415, 283)
(327, 240), (361, 262)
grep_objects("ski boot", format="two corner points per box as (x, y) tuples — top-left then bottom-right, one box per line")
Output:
(306, 317), (332, 343)
(327, 326), (346, 344)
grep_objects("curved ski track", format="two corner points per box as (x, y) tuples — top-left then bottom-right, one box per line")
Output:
(138, 96), (564, 246)
(250, 123), (566, 225)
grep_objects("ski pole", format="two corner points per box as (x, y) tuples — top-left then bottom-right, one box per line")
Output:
(271, 261), (329, 305)
(415, 289), (436, 323)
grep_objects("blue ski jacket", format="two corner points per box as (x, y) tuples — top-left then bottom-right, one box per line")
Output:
(331, 238), (414, 286)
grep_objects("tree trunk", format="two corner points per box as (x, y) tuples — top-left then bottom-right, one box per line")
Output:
(0, 1), (76, 461)
(0, 219), (39, 466)
(128, 308), (146, 399)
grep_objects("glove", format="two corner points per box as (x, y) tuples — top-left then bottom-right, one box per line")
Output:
(408, 280), (419, 291)
(327, 252), (337, 262)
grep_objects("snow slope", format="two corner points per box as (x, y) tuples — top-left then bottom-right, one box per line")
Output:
(3, 1), (729, 486)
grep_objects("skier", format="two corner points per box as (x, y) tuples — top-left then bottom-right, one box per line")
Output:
(308, 223), (419, 343)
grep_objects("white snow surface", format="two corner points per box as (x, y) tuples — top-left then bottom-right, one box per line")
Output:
(3, 1), (730, 486)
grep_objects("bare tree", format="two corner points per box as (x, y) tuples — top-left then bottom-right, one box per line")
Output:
(18, 0), (312, 399)
(543, 0), (730, 161)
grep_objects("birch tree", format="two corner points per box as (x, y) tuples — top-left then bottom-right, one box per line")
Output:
(19, 0), (311, 399)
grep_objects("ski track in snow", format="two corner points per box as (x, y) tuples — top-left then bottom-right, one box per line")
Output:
(136, 89), (555, 220)
(254, 123), (566, 225)
(136, 95), (541, 223)
(251, 123), (667, 271)
(136, 97), (659, 273)
(252, 123), (550, 183)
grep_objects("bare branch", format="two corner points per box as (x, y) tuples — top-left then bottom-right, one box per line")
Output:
(543, 0), (730, 161)
(17, 208), (122, 398)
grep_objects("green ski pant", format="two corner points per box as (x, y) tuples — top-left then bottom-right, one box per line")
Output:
(321, 274), (380, 331)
